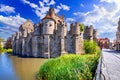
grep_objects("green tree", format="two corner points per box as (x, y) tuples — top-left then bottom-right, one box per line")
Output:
(79, 24), (84, 32)
(84, 40), (100, 54)
(0, 44), (3, 51)
(0, 38), (4, 51)
(0, 38), (4, 42)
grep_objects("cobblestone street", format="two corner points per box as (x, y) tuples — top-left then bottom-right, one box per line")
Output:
(101, 49), (120, 80)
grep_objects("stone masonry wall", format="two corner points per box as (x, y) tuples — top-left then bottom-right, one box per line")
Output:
(12, 8), (98, 58)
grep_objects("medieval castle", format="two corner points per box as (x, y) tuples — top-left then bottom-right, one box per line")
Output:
(12, 8), (97, 58)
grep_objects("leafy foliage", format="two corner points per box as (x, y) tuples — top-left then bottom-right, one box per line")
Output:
(0, 44), (3, 51)
(79, 24), (84, 32)
(0, 38), (4, 42)
(5, 37), (12, 49)
(0, 38), (4, 52)
(84, 40), (100, 54)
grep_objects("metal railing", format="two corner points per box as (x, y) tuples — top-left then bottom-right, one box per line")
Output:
(93, 53), (102, 80)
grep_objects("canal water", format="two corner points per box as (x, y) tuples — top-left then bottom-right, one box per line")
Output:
(0, 53), (47, 80)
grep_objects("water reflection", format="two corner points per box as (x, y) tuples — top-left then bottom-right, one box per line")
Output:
(0, 53), (47, 80)
(0, 53), (19, 80)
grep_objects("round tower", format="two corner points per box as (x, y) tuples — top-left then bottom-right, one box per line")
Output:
(93, 29), (97, 40)
(42, 19), (55, 35)
(74, 22), (80, 36)
(70, 22), (80, 36)
(118, 18), (120, 31)
(49, 8), (55, 17)
(89, 25), (93, 37)
(16, 32), (20, 40)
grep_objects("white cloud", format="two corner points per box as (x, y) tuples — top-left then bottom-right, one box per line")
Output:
(73, 1), (120, 41)
(0, 14), (26, 40)
(54, 8), (60, 13)
(65, 18), (76, 31)
(46, 0), (56, 6)
(22, 0), (50, 19)
(59, 3), (70, 11)
(22, 0), (38, 8)
(39, 1), (44, 7)
(0, 26), (17, 34)
(66, 18), (75, 22)
(0, 28), (14, 40)
(80, 4), (84, 7)
(100, 0), (118, 3)
(0, 4), (15, 13)
(0, 14), (26, 27)
(43, 0), (49, 3)
(55, 3), (70, 13)
(22, 0), (70, 19)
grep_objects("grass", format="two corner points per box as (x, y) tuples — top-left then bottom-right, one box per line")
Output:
(37, 40), (101, 80)
(37, 53), (100, 80)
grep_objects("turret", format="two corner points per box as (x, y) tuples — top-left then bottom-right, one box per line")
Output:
(42, 19), (55, 35)
(93, 29), (97, 40)
(57, 21), (67, 37)
(12, 34), (16, 41)
(33, 23), (41, 36)
(16, 32), (20, 40)
(70, 22), (80, 36)
(89, 25), (93, 37)
(49, 8), (55, 17)
(19, 20), (34, 38)
(118, 18), (120, 31)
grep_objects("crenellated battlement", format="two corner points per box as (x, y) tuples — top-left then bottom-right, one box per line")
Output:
(12, 8), (97, 58)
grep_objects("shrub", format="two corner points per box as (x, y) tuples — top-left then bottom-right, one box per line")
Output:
(0, 44), (12, 53)
(84, 40), (100, 54)
(37, 54), (100, 80)
(79, 24), (84, 32)
(0, 44), (4, 52)
(4, 49), (13, 53)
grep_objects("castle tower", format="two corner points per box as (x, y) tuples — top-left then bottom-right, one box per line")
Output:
(15, 32), (20, 55)
(74, 22), (83, 54)
(41, 8), (67, 58)
(58, 21), (67, 55)
(12, 34), (16, 54)
(48, 8), (55, 17)
(42, 17), (55, 58)
(32, 23), (42, 57)
(83, 26), (88, 39)
(116, 18), (120, 50)
(93, 29), (97, 41)
(69, 22), (84, 54)
(70, 22), (80, 36)
(89, 25), (93, 41)
(19, 20), (34, 56)
(117, 18), (120, 31)
(18, 31), (22, 55)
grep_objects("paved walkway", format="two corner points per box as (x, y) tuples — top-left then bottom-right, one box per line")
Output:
(101, 49), (120, 80)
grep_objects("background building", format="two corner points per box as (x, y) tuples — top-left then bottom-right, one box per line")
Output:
(97, 38), (110, 49)
(116, 18), (120, 50)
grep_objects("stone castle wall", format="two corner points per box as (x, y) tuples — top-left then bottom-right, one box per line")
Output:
(12, 8), (97, 58)
(83, 25), (97, 41)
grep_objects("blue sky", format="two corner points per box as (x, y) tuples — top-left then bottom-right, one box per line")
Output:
(0, 0), (120, 41)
